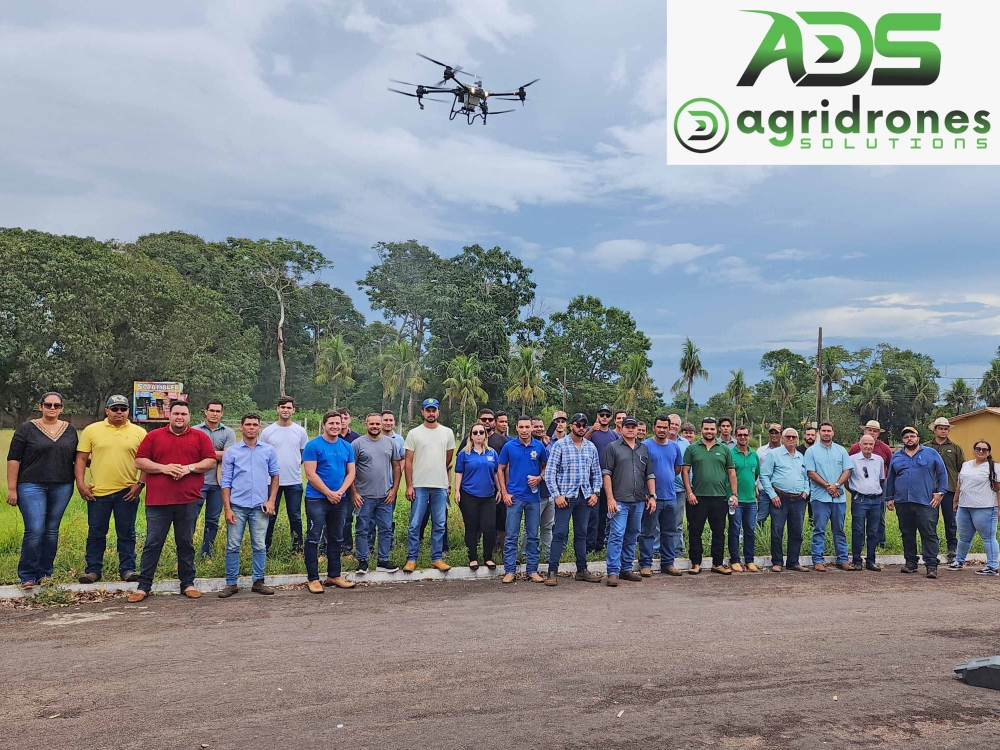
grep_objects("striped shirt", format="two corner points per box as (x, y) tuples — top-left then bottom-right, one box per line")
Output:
(544, 435), (602, 499)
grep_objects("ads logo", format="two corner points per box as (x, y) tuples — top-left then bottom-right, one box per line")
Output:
(674, 98), (730, 153)
(738, 12), (941, 87)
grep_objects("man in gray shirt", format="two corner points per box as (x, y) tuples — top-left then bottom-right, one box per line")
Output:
(603, 416), (656, 587)
(353, 412), (403, 573)
(194, 399), (237, 559)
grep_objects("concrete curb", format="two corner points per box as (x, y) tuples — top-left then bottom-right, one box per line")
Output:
(1, 553), (988, 599)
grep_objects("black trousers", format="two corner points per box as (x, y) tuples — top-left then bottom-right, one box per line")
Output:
(137, 502), (199, 593)
(458, 490), (495, 562)
(896, 502), (939, 568)
(938, 491), (958, 554)
(686, 496), (727, 567)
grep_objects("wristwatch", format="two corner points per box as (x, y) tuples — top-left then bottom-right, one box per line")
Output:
(188, 464), (196, 473)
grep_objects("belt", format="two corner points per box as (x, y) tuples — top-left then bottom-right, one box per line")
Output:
(852, 492), (881, 499)
(775, 489), (803, 498)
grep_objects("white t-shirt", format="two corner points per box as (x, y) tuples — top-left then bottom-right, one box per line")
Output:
(404, 423), (456, 489)
(260, 422), (309, 486)
(958, 460), (999, 508)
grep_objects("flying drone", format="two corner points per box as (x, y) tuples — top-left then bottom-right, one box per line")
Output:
(388, 53), (539, 125)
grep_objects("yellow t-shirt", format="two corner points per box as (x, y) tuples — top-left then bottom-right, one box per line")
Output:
(78, 419), (147, 496)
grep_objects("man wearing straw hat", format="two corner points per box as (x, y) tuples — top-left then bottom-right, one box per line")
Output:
(923, 417), (965, 564)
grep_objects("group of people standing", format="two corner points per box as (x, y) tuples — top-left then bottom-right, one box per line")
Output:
(6, 390), (1000, 597)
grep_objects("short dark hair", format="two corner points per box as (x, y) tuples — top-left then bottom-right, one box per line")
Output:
(168, 399), (189, 413)
(517, 415), (533, 424)
(613, 410), (627, 418)
(531, 417), (545, 423)
(495, 411), (508, 419)
(718, 417), (733, 427)
(637, 421), (646, 428)
(240, 413), (261, 424)
(39, 391), (63, 406)
(366, 412), (382, 421)
(338, 407), (351, 417)
(681, 422), (696, 432)
(277, 396), (295, 407)
(381, 410), (394, 417)
(804, 425), (817, 433)
(478, 408), (495, 418)
(205, 399), (224, 410)
(322, 410), (342, 425)
(819, 421), (835, 430)
(735, 425), (750, 434)
(653, 414), (670, 426)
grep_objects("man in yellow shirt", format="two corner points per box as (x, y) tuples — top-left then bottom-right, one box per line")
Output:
(75, 395), (147, 583)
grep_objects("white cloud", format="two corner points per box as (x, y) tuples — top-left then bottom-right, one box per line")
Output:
(609, 50), (628, 90)
(583, 239), (723, 271)
(765, 248), (813, 261)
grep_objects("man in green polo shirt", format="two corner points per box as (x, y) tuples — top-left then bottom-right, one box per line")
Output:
(729, 425), (761, 572)
(682, 417), (738, 575)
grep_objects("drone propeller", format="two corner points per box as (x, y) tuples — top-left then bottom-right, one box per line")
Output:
(388, 87), (449, 105)
(389, 79), (426, 87)
(416, 52), (473, 86)
(487, 109), (515, 115)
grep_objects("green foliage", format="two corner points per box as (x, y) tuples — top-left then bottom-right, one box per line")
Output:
(442, 354), (489, 436)
(506, 347), (545, 416)
(315, 334), (356, 409)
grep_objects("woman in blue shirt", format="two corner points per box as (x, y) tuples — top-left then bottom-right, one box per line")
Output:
(454, 426), (499, 571)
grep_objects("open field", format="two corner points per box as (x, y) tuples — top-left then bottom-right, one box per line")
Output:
(1, 429), (984, 585)
(2, 565), (999, 749)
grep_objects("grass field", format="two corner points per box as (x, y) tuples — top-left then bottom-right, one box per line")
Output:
(0, 428), (981, 585)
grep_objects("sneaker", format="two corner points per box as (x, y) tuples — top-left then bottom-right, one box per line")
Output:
(711, 565), (732, 576)
(121, 571), (139, 583)
(402, 560), (417, 573)
(639, 567), (653, 577)
(661, 566), (682, 576)
(975, 568), (999, 576)
(501, 573), (516, 584)
(745, 563), (760, 572)
(901, 563), (918, 574)
(355, 560), (368, 573)
(575, 570), (602, 583)
(544, 572), (558, 586)
(926, 568), (938, 579)
(218, 584), (239, 598)
(866, 562), (882, 572)
(251, 580), (274, 595)
(948, 561), (963, 571)
(376, 562), (399, 573)
(528, 572), (545, 583)
(430, 561), (451, 573)
(606, 574), (619, 587)
(78, 572), (99, 584)
(730, 563), (744, 573)
(619, 571), (642, 582)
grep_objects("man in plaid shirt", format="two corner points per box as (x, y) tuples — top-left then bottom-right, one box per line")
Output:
(543, 413), (604, 586)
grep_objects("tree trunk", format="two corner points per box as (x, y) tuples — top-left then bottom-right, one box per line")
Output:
(276, 290), (287, 397)
(460, 393), (468, 437)
(684, 381), (692, 422)
(399, 389), (406, 424)
(333, 383), (339, 410)
(407, 391), (414, 424)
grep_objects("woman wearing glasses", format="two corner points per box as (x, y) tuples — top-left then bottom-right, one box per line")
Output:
(6, 392), (79, 588)
(454, 425), (500, 571)
(950, 440), (1000, 575)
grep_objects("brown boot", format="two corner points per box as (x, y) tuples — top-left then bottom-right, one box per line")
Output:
(528, 572), (545, 583)
(306, 579), (324, 594)
(251, 580), (274, 595)
(324, 576), (355, 589)
(639, 567), (653, 577)
(730, 562), (744, 573)
(606, 574), (619, 587)
(619, 571), (642, 582)
(746, 563), (760, 572)
(501, 573), (516, 584)
(770, 565), (782, 573)
(217, 585), (239, 598)
(813, 563), (827, 572)
(836, 563), (853, 572)
(688, 564), (701, 575)
(78, 572), (99, 584)
(661, 566), (682, 576)
(575, 570), (602, 583)
(126, 590), (148, 603)
(402, 560), (417, 572)
(430, 560), (451, 572)
(183, 587), (202, 599)
(711, 565), (733, 575)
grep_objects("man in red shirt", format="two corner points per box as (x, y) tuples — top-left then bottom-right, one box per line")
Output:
(847, 420), (894, 548)
(128, 401), (216, 602)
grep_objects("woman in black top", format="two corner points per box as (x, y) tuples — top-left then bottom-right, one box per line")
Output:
(6, 392), (78, 588)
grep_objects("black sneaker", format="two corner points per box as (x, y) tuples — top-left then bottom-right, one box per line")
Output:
(376, 562), (399, 573)
(355, 560), (368, 574)
(926, 567), (938, 579)
(901, 563), (918, 574)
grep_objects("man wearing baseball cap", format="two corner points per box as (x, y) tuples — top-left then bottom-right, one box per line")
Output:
(848, 420), (893, 546)
(584, 404), (619, 553)
(603, 416), (656, 586)
(923, 417), (966, 563)
(402, 398), (455, 573)
(755, 424), (782, 526)
(885, 426), (948, 578)
(75, 395), (148, 584)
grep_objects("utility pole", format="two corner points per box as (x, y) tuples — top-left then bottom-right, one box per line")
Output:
(562, 367), (567, 413)
(815, 327), (823, 427)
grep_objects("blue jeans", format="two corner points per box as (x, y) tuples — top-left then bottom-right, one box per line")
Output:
(756, 489), (772, 526)
(639, 499), (680, 569)
(956, 506), (1000, 569)
(16, 482), (73, 584)
(607, 501), (644, 576)
(225, 505), (269, 585)
(728, 503), (756, 565)
(304, 498), (347, 580)
(198, 485), (224, 558)
(358, 497), (395, 563)
(265, 484), (303, 552)
(408, 487), (448, 562)
(548, 492), (591, 573)
(811, 500), (848, 564)
(503, 497), (540, 574)
(770, 494), (806, 567)
(851, 493), (882, 565)
(84, 489), (139, 578)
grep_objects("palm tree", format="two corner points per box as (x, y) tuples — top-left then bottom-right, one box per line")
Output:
(725, 369), (752, 426)
(615, 353), (655, 415)
(820, 358), (845, 421)
(380, 339), (418, 419)
(672, 337), (708, 422)
(442, 354), (488, 436)
(978, 358), (1000, 407)
(770, 362), (796, 426)
(506, 347), (545, 415)
(945, 378), (974, 415)
(853, 369), (892, 422)
(907, 365), (938, 424)
(314, 335), (355, 409)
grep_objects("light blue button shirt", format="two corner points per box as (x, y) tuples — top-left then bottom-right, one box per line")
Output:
(221, 440), (280, 508)
(803, 442), (854, 504)
(759, 447), (809, 499)
(673, 437), (690, 495)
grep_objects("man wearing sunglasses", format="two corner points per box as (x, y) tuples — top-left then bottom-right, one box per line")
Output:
(585, 404), (620, 554)
(756, 424), (782, 527)
(76, 395), (147, 584)
(848, 435), (884, 571)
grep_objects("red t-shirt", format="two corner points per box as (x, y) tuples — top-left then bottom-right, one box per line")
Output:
(135, 426), (216, 505)
(848, 440), (893, 480)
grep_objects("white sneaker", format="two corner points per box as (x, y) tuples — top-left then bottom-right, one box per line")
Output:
(948, 561), (963, 571)
(975, 567), (999, 576)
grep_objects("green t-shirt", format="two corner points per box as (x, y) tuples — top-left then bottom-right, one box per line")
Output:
(731, 447), (760, 503)
(683, 440), (734, 497)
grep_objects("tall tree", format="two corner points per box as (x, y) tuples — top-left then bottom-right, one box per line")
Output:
(944, 378), (974, 415)
(673, 337), (708, 422)
(315, 335), (355, 409)
(506, 347), (545, 415)
(725, 369), (752, 426)
(769, 362), (796, 426)
(615, 353), (655, 415)
(907, 363), (939, 424)
(853, 370), (892, 422)
(442, 354), (488, 436)
(978, 357), (1000, 407)
(820, 356), (846, 420)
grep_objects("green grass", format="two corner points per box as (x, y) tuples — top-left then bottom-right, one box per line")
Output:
(0, 427), (983, 584)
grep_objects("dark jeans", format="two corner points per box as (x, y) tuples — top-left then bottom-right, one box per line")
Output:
(770, 493), (806, 567)
(896, 502), (939, 569)
(16, 482), (74, 584)
(686, 496), (727, 567)
(265, 484), (304, 553)
(84, 489), (139, 578)
(197, 485), (223, 558)
(548, 492), (591, 573)
(305, 498), (348, 581)
(342, 506), (362, 552)
(418, 499), (450, 553)
(728, 503), (756, 565)
(458, 490), (496, 562)
(938, 491), (957, 554)
(137, 502), (200, 593)
(587, 487), (609, 552)
(639, 499), (681, 569)
(851, 493), (881, 565)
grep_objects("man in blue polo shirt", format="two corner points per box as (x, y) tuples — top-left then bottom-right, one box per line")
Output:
(804, 422), (853, 572)
(498, 415), (549, 584)
(638, 414), (684, 576)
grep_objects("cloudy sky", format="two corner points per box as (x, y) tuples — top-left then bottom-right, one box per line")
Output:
(4, 0), (1000, 400)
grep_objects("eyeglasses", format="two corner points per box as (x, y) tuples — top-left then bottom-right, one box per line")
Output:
(109, 406), (129, 413)
(572, 421), (588, 427)
(480, 416), (494, 421)
(975, 446), (990, 453)
(41, 402), (63, 409)
(471, 430), (486, 436)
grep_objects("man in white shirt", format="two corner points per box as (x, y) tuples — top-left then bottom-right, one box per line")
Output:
(260, 396), (309, 554)
(848, 435), (884, 571)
